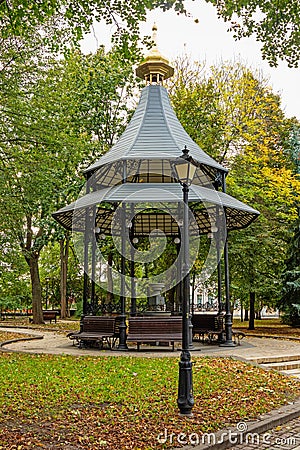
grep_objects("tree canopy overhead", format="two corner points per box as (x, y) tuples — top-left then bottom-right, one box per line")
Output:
(0, 0), (185, 54)
(1, 1), (299, 67)
(205, 0), (300, 67)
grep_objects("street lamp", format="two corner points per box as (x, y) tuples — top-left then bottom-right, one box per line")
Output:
(172, 145), (197, 416)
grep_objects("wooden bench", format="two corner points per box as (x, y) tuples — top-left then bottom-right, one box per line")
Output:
(67, 315), (120, 349)
(192, 313), (224, 344)
(127, 317), (182, 351)
(42, 310), (59, 323)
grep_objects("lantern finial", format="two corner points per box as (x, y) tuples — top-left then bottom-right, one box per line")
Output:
(136, 23), (174, 84)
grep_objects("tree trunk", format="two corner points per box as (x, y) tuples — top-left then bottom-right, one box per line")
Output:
(29, 256), (43, 324)
(244, 309), (249, 321)
(60, 236), (69, 319)
(249, 291), (255, 330)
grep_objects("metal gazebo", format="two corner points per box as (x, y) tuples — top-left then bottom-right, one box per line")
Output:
(53, 24), (260, 415)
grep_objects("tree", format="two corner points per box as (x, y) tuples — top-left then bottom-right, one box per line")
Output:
(206, 0), (300, 67)
(169, 57), (300, 326)
(0, 29), (137, 322)
(39, 239), (83, 313)
(279, 125), (300, 324)
(280, 214), (300, 325)
(0, 56), (84, 321)
(0, 231), (31, 314)
(0, 0), (186, 56)
(1, 0), (299, 67)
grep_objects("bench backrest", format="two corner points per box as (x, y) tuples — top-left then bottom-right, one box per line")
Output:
(82, 316), (116, 334)
(128, 317), (182, 336)
(43, 311), (59, 319)
(43, 310), (59, 316)
(192, 314), (224, 331)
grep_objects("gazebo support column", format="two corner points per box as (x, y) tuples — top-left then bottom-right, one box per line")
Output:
(117, 203), (128, 350)
(187, 284), (194, 350)
(216, 237), (224, 343)
(219, 231), (235, 347)
(83, 237), (89, 317)
(130, 260), (136, 316)
(91, 227), (97, 315)
(220, 174), (235, 347)
(83, 190), (92, 317)
(83, 174), (94, 317)
(213, 189), (223, 315)
(191, 271), (196, 316)
(217, 252), (222, 313)
(130, 204), (136, 316)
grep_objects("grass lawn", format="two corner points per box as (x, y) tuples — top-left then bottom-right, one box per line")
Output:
(0, 329), (299, 449)
(0, 317), (78, 332)
(234, 318), (300, 338)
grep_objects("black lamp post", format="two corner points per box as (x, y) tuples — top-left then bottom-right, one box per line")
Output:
(173, 146), (196, 416)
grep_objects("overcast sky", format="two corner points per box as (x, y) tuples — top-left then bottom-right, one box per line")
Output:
(81, 0), (300, 120)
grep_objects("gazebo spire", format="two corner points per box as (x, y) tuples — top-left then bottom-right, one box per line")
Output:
(151, 22), (158, 49)
(136, 23), (174, 84)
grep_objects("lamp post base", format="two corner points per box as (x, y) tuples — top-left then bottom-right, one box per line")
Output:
(219, 341), (236, 347)
(177, 350), (194, 416)
(116, 344), (128, 351)
(220, 312), (236, 347)
(116, 315), (128, 350)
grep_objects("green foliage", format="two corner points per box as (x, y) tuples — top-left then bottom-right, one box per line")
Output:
(62, 46), (138, 162)
(278, 125), (300, 323)
(170, 57), (300, 312)
(0, 0), (186, 58)
(170, 59), (290, 165)
(279, 215), (300, 322)
(0, 22), (138, 318)
(281, 304), (300, 327)
(0, 232), (31, 311)
(39, 241), (83, 309)
(1, 0), (298, 68)
(288, 124), (300, 175)
(206, 0), (300, 67)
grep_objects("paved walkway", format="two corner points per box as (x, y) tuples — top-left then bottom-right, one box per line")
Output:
(233, 417), (300, 450)
(2, 326), (300, 360)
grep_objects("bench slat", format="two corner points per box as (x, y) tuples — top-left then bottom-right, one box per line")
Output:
(191, 314), (224, 343)
(68, 316), (120, 349)
(127, 317), (182, 350)
(43, 310), (59, 323)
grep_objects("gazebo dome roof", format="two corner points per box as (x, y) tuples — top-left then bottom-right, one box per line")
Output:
(85, 24), (227, 186)
(84, 84), (227, 185)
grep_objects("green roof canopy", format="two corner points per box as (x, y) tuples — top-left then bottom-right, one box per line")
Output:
(84, 85), (227, 186)
(53, 183), (259, 236)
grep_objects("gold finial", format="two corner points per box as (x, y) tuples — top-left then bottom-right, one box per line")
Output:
(136, 23), (174, 85)
(152, 22), (158, 47)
